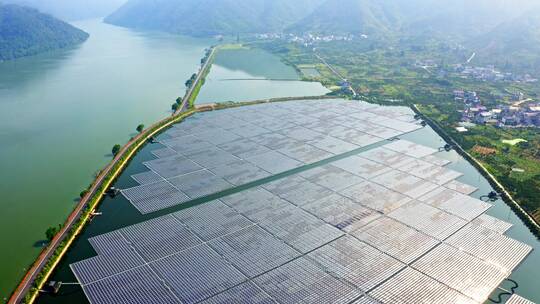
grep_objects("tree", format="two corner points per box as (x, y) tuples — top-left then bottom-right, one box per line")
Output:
(45, 224), (61, 242)
(80, 189), (88, 198)
(112, 144), (122, 156)
(136, 124), (144, 133)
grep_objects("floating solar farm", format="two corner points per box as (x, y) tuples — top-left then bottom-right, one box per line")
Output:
(72, 99), (535, 304)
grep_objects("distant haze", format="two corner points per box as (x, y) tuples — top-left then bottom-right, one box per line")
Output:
(2, 0), (127, 21)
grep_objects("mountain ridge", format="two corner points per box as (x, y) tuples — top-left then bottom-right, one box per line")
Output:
(0, 4), (89, 61)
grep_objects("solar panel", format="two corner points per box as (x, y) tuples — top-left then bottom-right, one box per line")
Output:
(307, 236), (405, 291)
(302, 193), (381, 232)
(369, 267), (477, 304)
(331, 156), (393, 179)
(382, 140), (437, 158)
(471, 214), (513, 234)
(71, 248), (145, 285)
(150, 244), (247, 304)
(359, 147), (416, 168)
(308, 135), (360, 155)
(255, 118), (297, 132)
(329, 129), (382, 147)
(300, 165), (365, 191)
(245, 150), (303, 174)
(88, 230), (131, 256)
(444, 179), (478, 195)
(220, 187), (292, 222)
(144, 155), (202, 179)
(121, 181), (191, 214)
(131, 171), (163, 185)
(506, 294), (536, 304)
(209, 226), (300, 277)
(262, 175), (334, 206)
(351, 296), (383, 304)
(82, 265), (179, 304)
(372, 169), (439, 199)
(277, 143), (333, 164)
(387, 201), (468, 240)
(160, 135), (214, 155)
(301, 119), (347, 135)
(339, 181), (411, 214)
(195, 129), (243, 145)
(166, 127), (192, 138)
(217, 138), (271, 159)
(344, 121), (402, 140)
(168, 170), (232, 199)
(249, 132), (300, 150)
(395, 159), (463, 185)
(209, 160), (271, 186)
(183, 146), (240, 168)
(121, 215), (202, 262)
(445, 224), (533, 273)
(173, 200), (253, 241)
(201, 282), (276, 304)
(418, 187), (491, 221)
(412, 243), (508, 302)
(254, 257), (363, 304)
(150, 147), (178, 159)
(278, 126), (326, 142)
(353, 217), (439, 264)
(421, 154), (452, 167)
(258, 205), (343, 253)
(372, 117), (421, 133)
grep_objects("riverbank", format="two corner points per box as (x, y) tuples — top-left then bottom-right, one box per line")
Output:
(412, 104), (540, 237)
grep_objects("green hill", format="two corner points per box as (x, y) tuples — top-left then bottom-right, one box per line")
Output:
(2, 0), (126, 20)
(105, 0), (325, 36)
(0, 4), (89, 61)
(289, 0), (538, 38)
(469, 9), (540, 74)
(287, 0), (405, 36)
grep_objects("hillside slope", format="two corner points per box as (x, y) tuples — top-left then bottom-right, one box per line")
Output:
(469, 9), (540, 73)
(2, 0), (126, 21)
(0, 4), (89, 61)
(289, 0), (539, 38)
(105, 0), (325, 36)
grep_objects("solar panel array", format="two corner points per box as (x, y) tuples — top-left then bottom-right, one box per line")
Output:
(122, 99), (423, 214)
(73, 99), (534, 304)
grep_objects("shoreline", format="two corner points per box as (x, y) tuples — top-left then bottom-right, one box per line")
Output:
(412, 104), (540, 238)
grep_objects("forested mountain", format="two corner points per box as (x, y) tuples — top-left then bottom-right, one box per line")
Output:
(105, 0), (325, 36)
(0, 4), (89, 61)
(287, 0), (403, 35)
(469, 9), (540, 73)
(290, 0), (539, 39)
(2, 0), (126, 21)
(106, 0), (539, 41)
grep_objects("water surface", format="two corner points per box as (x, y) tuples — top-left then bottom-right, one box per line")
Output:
(0, 19), (212, 300)
(196, 48), (329, 104)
